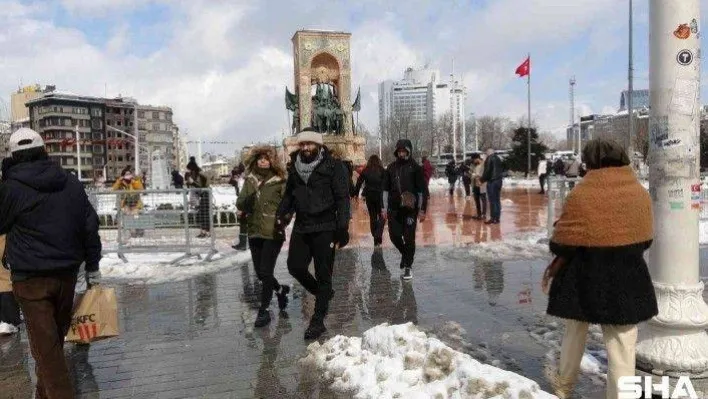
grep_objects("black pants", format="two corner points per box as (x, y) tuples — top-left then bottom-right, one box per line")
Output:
(448, 179), (456, 196)
(473, 186), (487, 218)
(539, 173), (547, 193)
(388, 209), (417, 268)
(0, 292), (21, 326)
(198, 193), (211, 231)
(365, 194), (384, 245)
(249, 238), (284, 311)
(462, 178), (471, 197)
(287, 230), (336, 321)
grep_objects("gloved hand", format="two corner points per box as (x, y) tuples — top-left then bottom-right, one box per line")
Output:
(86, 270), (101, 288)
(335, 228), (349, 249)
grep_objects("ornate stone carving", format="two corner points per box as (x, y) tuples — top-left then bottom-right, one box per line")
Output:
(636, 281), (708, 376)
(652, 281), (708, 327)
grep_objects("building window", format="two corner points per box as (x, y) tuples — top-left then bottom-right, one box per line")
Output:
(118, 156), (124, 162)
(152, 111), (159, 119)
(138, 111), (145, 118)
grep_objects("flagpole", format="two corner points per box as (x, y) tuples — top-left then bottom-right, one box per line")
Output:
(527, 53), (532, 178)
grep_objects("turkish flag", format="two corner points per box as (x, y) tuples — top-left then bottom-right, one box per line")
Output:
(515, 56), (530, 77)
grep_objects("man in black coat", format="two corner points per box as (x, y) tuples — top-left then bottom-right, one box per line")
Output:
(382, 139), (428, 280)
(480, 147), (505, 224)
(276, 129), (351, 340)
(0, 128), (102, 397)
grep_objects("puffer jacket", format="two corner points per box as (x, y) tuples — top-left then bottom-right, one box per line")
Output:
(383, 139), (429, 213)
(112, 177), (144, 209)
(277, 147), (351, 233)
(237, 173), (286, 240)
(353, 166), (385, 199)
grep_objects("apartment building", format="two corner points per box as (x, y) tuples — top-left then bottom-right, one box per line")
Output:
(138, 104), (176, 182)
(26, 92), (107, 182)
(105, 97), (138, 181)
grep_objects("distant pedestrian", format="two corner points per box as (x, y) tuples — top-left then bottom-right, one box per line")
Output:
(231, 162), (248, 250)
(537, 157), (548, 194)
(421, 154), (434, 196)
(112, 166), (145, 238)
(382, 139), (428, 280)
(552, 157), (566, 176)
(276, 129), (350, 340)
(237, 146), (290, 328)
(171, 169), (184, 189)
(186, 157), (211, 238)
(445, 160), (457, 196)
(565, 156), (582, 189)
(0, 128), (102, 398)
(470, 154), (487, 220)
(353, 155), (386, 247)
(480, 148), (504, 224)
(459, 159), (473, 198)
(544, 139), (656, 399)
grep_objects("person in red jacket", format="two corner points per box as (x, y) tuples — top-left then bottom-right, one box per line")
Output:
(421, 154), (434, 198)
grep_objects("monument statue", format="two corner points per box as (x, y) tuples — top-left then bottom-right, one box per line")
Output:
(283, 30), (367, 165)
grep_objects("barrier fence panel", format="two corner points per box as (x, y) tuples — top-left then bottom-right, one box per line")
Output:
(546, 176), (583, 238)
(87, 188), (218, 263)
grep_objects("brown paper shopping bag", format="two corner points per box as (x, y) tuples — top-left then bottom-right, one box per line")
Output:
(66, 286), (119, 344)
(0, 235), (11, 293)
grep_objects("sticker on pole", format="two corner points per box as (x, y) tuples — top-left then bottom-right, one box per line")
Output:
(674, 23), (691, 39)
(691, 183), (701, 210)
(677, 49), (694, 66)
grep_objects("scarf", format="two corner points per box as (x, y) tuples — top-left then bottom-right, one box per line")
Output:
(253, 167), (275, 183)
(295, 149), (323, 184)
(552, 166), (653, 247)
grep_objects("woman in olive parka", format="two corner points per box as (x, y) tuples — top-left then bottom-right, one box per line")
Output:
(237, 146), (290, 327)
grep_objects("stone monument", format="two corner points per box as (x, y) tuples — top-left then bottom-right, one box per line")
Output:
(284, 30), (366, 165)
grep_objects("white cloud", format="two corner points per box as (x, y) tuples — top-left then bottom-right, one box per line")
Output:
(0, 0), (660, 153)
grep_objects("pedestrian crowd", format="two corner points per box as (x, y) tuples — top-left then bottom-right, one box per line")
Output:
(0, 126), (656, 399)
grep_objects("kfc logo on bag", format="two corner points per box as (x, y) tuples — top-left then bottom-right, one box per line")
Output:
(71, 314), (98, 341)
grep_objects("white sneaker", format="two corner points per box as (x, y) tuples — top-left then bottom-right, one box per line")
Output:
(0, 322), (19, 335)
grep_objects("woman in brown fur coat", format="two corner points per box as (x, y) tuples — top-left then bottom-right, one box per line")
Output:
(546, 139), (657, 399)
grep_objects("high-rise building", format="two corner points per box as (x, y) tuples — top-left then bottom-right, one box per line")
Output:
(378, 66), (466, 134)
(104, 97), (139, 181)
(10, 84), (56, 131)
(172, 125), (188, 173)
(26, 92), (107, 182)
(138, 104), (176, 184)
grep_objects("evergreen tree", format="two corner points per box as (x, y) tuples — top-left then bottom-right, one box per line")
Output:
(506, 127), (549, 174)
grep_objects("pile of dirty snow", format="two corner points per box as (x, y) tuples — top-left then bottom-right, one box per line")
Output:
(469, 231), (551, 262)
(100, 249), (251, 285)
(300, 322), (556, 399)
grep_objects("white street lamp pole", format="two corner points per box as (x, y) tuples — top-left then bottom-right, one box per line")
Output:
(635, 0), (708, 379)
(107, 125), (140, 176)
(75, 124), (81, 181)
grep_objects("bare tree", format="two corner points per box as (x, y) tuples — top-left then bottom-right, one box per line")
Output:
(538, 132), (560, 151)
(475, 115), (514, 150)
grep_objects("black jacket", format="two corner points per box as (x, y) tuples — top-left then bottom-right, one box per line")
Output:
(353, 166), (385, 199)
(383, 140), (429, 213)
(481, 154), (505, 183)
(445, 162), (457, 183)
(172, 171), (184, 188)
(277, 147), (351, 233)
(0, 160), (102, 276)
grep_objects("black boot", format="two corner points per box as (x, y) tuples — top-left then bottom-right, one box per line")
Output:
(232, 233), (248, 251)
(254, 309), (271, 328)
(276, 285), (290, 311)
(304, 317), (326, 340)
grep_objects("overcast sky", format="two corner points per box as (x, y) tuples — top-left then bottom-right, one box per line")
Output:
(1, 0), (707, 154)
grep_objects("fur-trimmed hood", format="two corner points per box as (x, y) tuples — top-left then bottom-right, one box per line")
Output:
(244, 145), (286, 179)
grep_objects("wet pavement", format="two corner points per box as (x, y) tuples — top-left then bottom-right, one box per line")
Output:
(0, 188), (706, 398)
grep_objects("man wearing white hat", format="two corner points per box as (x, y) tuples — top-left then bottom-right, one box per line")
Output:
(0, 128), (102, 397)
(277, 128), (351, 340)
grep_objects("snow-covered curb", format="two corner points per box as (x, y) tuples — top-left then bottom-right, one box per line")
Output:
(300, 322), (556, 398)
(469, 231), (551, 262)
(100, 250), (251, 285)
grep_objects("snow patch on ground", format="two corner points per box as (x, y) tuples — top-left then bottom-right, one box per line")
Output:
(469, 231), (551, 262)
(300, 322), (556, 399)
(100, 248), (251, 285)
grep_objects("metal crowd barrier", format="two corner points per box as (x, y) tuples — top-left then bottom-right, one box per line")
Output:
(87, 188), (219, 263)
(546, 176), (583, 238)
